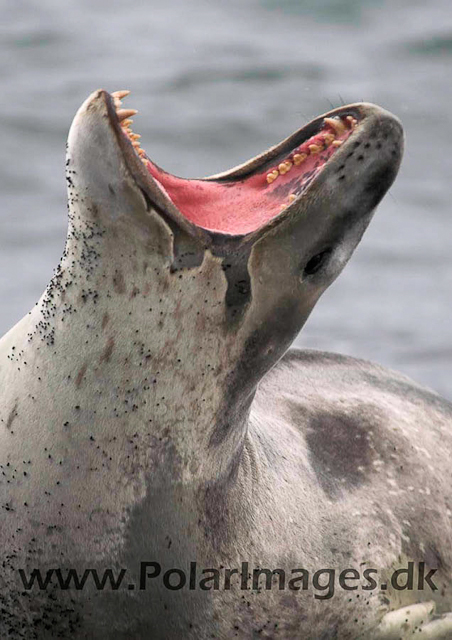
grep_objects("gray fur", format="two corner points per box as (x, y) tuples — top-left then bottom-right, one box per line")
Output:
(1, 90), (450, 639)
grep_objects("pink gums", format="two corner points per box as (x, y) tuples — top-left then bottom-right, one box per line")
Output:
(141, 119), (355, 235)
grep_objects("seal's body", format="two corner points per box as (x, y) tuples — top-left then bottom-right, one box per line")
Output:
(1, 90), (451, 639)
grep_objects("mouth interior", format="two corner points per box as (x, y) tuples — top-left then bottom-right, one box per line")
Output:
(114, 93), (358, 235)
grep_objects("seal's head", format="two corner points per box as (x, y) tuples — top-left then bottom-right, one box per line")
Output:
(64, 89), (403, 467)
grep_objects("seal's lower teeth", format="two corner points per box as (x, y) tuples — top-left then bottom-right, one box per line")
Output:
(117, 108), (138, 122)
(111, 89), (130, 100)
(110, 90), (149, 164)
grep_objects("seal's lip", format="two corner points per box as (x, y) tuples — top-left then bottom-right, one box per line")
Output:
(100, 90), (401, 242)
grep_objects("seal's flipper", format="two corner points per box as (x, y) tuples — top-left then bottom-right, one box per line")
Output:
(417, 615), (452, 639)
(370, 602), (452, 639)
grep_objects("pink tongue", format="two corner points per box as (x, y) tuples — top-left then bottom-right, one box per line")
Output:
(143, 125), (353, 235)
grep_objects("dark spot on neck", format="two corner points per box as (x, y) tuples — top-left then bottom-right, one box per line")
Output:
(75, 363), (88, 388)
(99, 336), (115, 365)
(112, 270), (126, 294)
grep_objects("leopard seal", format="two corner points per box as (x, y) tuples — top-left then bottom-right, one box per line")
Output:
(1, 89), (451, 639)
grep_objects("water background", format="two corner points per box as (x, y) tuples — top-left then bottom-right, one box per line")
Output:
(1, 0), (451, 398)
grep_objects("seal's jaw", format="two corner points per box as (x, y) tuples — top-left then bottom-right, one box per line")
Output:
(72, 89), (403, 249)
(112, 93), (358, 235)
(64, 89), (404, 405)
(71, 89), (403, 249)
(107, 91), (366, 235)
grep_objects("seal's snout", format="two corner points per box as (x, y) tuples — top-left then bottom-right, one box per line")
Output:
(341, 103), (404, 212)
(244, 103), (404, 348)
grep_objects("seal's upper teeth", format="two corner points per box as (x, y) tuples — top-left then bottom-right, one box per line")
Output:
(324, 117), (346, 136)
(308, 144), (322, 154)
(267, 169), (280, 183)
(322, 133), (336, 147)
(278, 161), (293, 175)
(332, 140), (343, 147)
(293, 153), (307, 165)
(117, 108), (138, 122)
(282, 161), (292, 173)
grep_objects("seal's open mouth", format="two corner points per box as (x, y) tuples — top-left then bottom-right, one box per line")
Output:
(109, 90), (360, 235)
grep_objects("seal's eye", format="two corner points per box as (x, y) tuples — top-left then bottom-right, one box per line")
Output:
(303, 249), (332, 277)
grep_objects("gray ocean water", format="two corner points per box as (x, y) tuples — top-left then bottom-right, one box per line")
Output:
(0, 0), (451, 398)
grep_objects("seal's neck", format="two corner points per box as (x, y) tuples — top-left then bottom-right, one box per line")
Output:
(33, 208), (253, 483)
